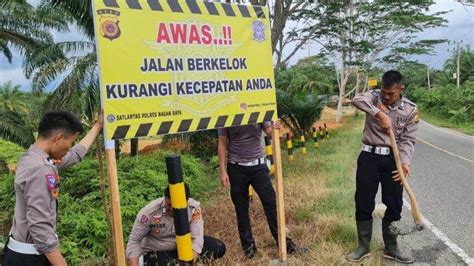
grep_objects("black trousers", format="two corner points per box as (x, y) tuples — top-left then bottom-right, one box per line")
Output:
(355, 151), (403, 222)
(227, 163), (279, 249)
(2, 246), (50, 266)
(144, 236), (225, 265)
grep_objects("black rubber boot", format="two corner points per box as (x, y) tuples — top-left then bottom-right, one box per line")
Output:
(346, 219), (372, 262)
(382, 220), (415, 264)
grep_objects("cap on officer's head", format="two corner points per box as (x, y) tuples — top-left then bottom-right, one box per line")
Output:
(164, 183), (190, 200)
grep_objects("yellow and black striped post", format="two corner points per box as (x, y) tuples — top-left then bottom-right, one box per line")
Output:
(324, 123), (330, 139)
(265, 136), (275, 175)
(165, 155), (193, 264)
(286, 133), (294, 160)
(319, 126), (325, 140)
(300, 132), (307, 154)
(312, 127), (319, 148)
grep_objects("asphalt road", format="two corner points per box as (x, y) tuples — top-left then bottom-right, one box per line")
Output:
(407, 120), (474, 263)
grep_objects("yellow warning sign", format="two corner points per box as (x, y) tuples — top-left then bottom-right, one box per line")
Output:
(92, 0), (277, 140)
(368, 79), (378, 87)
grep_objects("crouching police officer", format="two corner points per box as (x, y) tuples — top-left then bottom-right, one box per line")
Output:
(126, 184), (226, 265)
(2, 110), (103, 266)
(347, 70), (419, 264)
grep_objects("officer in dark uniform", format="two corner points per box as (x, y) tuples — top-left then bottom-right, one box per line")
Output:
(217, 121), (301, 258)
(346, 70), (419, 264)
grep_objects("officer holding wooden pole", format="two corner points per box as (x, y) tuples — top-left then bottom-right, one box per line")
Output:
(346, 70), (419, 264)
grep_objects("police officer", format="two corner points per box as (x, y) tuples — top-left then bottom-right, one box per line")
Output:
(218, 121), (300, 258)
(346, 70), (419, 264)
(2, 111), (103, 266)
(126, 184), (226, 265)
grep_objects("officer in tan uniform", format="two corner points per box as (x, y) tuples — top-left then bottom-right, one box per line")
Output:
(346, 70), (419, 264)
(2, 110), (103, 266)
(126, 184), (225, 265)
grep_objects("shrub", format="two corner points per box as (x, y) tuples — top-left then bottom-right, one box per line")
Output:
(277, 90), (328, 137)
(0, 150), (220, 264)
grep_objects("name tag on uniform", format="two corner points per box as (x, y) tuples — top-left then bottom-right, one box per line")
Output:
(150, 224), (166, 229)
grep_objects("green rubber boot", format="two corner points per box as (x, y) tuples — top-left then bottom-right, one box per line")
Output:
(382, 220), (415, 264)
(346, 219), (372, 263)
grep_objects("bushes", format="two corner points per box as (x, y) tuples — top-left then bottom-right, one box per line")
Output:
(277, 90), (328, 137)
(0, 150), (220, 264)
(407, 82), (474, 124)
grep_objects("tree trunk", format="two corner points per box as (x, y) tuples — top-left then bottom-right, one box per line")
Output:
(354, 70), (360, 117)
(270, 0), (284, 53)
(336, 73), (348, 123)
(130, 138), (138, 157)
(114, 140), (120, 159)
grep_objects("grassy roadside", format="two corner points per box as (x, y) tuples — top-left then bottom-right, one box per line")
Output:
(419, 111), (474, 136)
(203, 115), (385, 264)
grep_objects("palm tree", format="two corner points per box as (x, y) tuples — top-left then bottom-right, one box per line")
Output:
(0, 0), (67, 63)
(0, 81), (35, 148)
(0, 81), (30, 114)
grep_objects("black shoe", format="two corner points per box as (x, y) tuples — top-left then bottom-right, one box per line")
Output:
(286, 239), (308, 254)
(244, 243), (257, 259)
(286, 239), (297, 254)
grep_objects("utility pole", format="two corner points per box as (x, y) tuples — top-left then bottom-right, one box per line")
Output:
(456, 42), (461, 89)
(427, 66), (431, 90)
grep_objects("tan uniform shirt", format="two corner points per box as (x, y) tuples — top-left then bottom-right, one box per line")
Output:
(10, 144), (87, 253)
(352, 90), (419, 165)
(126, 198), (204, 258)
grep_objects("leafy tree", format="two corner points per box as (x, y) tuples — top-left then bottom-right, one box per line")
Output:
(0, 110), (35, 148)
(277, 90), (327, 137)
(291, 1), (447, 122)
(275, 55), (337, 95)
(0, 0), (67, 62)
(0, 81), (30, 114)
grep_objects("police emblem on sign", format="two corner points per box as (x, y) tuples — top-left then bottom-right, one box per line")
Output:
(97, 9), (121, 41)
(252, 21), (265, 42)
(107, 114), (116, 123)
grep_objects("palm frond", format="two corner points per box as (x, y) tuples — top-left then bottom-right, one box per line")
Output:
(0, 110), (35, 148)
(0, 39), (12, 63)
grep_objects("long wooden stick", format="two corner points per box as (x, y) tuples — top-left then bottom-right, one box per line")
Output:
(388, 130), (423, 229)
(272, 127), (287, 261)
(105, 148), (126, 265)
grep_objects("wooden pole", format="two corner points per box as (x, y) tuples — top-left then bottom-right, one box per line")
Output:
(105, 141), (126, 265)
(272, 127), (287, 261)
(388, 130), (423, 229)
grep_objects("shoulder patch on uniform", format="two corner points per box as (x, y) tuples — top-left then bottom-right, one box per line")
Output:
(140, 214), (149, 224)
(192, 207), (202, 223)
(45, 174), (56, 190)
(412, 111), (420, 123)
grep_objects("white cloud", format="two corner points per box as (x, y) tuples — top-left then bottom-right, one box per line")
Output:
(0, 67), (30, 90)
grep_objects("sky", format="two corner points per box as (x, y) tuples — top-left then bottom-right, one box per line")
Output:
(0, 0), (473, 91)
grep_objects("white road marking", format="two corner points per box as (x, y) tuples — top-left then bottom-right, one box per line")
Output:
(417, 137), (474, 163)
(403, 198), (474, 265)
(420, 120), (474, 141)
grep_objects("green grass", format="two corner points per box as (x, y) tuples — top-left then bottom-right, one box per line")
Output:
(420, 110), (474, 136)
(0, 139), (25, 164)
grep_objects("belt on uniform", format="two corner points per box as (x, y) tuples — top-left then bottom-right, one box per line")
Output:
(7, 237), (40, 255)
(230, 157), (266, 166)
(361, 144), (391, 155)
